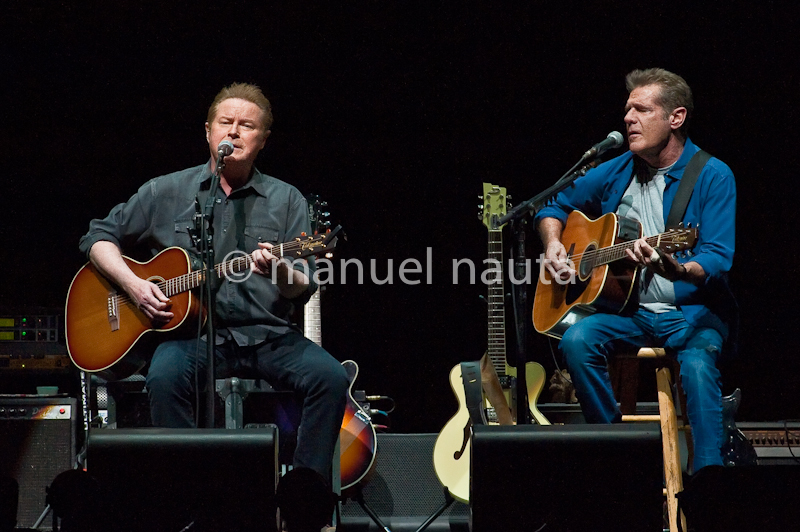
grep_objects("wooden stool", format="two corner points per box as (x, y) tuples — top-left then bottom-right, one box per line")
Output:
(610, 347), (693, 532)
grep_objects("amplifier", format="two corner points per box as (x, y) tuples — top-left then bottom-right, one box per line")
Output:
(0, 314), (61, 344)
(0, 396), (78, 528)
(0, 353), (71, 371)
(0, 312), (70, 375)
(739, 421), (800, 465)
(339, 433), (468, 532)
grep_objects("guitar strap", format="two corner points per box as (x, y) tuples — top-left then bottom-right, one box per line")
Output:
(460, 361), (488, 426)
(665, 149), (711, 229)
(663, 148), (741, 357)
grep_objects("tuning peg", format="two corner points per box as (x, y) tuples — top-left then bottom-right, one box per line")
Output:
(507, 194), (512, 200)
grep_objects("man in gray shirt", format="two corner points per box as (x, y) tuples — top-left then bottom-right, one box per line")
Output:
(80, 82), (348, 486)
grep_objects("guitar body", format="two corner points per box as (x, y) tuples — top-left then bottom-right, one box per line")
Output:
(533, 211), (640, 338)
(339, 360), (378, 491)
(520, 361), (550, 426)
(721, 388), (758, 467)
(433, 364), (476, 504)
(65, 247), (204, 376)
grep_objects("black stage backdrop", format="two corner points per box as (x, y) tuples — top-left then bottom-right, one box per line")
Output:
(2, 2), (798, 433)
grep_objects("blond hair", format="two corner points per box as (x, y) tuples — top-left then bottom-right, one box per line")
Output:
(207, 82), (273, 130)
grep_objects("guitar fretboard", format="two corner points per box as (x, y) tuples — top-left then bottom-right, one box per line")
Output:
(158, 239), (318, 297)
(487, 226), (507, 378)
(579, 231), (694, 269)
(110, 235), (331, 312)
(304, 292), (322, 346)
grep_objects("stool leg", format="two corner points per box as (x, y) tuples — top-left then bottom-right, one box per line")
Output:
(674, 368), (695, 473)
(656, 367), (687, 532)
(614, 357), (640, 416)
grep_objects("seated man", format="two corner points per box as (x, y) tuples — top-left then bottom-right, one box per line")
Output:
(536, 68), (737, 473)
(79, 82), (349, 485)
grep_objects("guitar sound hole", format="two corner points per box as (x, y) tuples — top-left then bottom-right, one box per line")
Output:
(579, 244), (596, 279)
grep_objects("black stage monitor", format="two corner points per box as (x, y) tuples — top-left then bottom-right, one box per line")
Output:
(471, 423), (663, 531)
(88, 427), (278, 532)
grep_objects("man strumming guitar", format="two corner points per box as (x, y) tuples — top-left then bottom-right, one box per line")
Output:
(79, 82), (348, 497)
(536, 68), (737, 475)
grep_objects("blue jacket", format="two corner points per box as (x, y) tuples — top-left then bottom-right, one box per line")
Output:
(535, 138), (737, 342)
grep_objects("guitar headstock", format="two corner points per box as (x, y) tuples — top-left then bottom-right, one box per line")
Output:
(479, 182), (510, 231)
(660, 225), (699, 253)
(306, 194), (331, 236)
(293, 225), (343, 259)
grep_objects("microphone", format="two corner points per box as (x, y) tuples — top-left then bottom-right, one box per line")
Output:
(217, 140), (234, 158)
(582, 131), (623, 161)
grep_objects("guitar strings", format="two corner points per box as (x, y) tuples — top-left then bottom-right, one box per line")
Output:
(566, 235), (689, 265)
(108, 238), (320, 311)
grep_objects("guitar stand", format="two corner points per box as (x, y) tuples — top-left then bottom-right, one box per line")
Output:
(414, 487), (456, 532)
(339, 484), (393, 532)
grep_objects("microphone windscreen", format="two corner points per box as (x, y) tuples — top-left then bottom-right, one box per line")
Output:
(217, 140), (234, 156)
(608, 131), (624, 147)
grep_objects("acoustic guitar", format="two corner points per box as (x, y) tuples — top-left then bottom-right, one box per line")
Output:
(303, 194), (377, 491)
(65, 228), (341, 377)
(433, 183), (550, 504)
(533, 210), (697, 338)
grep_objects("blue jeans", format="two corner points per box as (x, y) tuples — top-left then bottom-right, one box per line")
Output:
(560, 309), (724, 472)
(145, 331), (349, 483)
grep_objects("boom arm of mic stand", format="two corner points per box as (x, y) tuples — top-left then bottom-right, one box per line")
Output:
(494, 158), (595, 228)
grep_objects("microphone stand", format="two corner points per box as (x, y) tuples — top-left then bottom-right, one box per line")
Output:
(197, 151), (226, 429)
(495, 155), (599, 424)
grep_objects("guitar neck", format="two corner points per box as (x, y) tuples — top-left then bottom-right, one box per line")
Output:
(304, 291), (322, 346)
(159, 239), (315, 298)
(487, 228), (507, 379)
(588, 232), (683, 268)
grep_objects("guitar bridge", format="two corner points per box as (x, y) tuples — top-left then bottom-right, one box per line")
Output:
(107, 292), (120, 332)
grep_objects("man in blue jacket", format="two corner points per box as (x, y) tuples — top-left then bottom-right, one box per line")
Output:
(536, 68), (736, 472)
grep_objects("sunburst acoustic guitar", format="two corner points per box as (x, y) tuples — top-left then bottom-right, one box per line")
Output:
(66, 227), (341, 378)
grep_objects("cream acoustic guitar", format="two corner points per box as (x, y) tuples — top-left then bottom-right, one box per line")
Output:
(433, 183), (550, 504)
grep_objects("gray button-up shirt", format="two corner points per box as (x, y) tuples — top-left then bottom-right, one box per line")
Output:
(79, 162), (316, 346)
